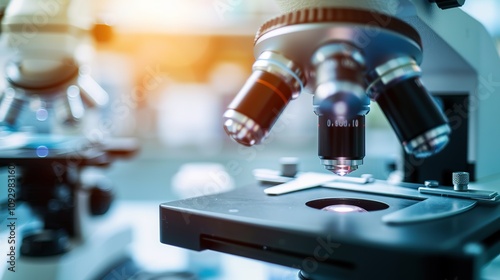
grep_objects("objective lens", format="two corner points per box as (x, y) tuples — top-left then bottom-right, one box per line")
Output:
(318, 114), (365, 176)
(223, 52), (304, 146)
(312, 43), (366, 120)
(0, 87), (25, 127)
(377, 77), (450, 157)
(368, 57), (451, 158)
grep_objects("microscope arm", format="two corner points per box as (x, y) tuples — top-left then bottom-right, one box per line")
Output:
(406, 3), (500, 181)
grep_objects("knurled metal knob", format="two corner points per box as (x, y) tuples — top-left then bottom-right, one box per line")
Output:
(453, 172), (469, 191)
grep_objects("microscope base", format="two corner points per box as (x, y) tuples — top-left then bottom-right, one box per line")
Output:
(1, 220), (133, 280)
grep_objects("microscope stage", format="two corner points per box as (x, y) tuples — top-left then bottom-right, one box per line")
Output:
(160, 181), (500, 280)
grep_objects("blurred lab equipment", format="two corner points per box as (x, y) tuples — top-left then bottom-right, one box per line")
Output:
(0, 1), (139, 279)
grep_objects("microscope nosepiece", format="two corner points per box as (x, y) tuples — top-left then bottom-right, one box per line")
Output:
(225, 6), (452, 173)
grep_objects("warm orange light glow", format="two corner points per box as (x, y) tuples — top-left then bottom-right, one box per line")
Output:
(94, 0), (279, 35)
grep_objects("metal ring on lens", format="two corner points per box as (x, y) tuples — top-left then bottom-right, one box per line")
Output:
(223, 109), (266, 146)
(314, 82), (369, 117)
(366, 56), (421, 99)
(311, 43), (365, 66)
(253, 51), (306, 99)
(314, 81), (366, 104)
(312, 43), (368, 119)
(321, 158), (363, 176)
(403, 124), (451, 157)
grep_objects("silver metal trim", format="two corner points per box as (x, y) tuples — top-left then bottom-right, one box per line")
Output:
(314, 81), (366, 105)
(424, 180), (440, 188)
(254, 23), (422, 71)
(311, 43), (365, 67)
(366, 56), (421, 99)
(321, 158), (363, 166)
(403, 124), (451, 157)
(382, 197), (476, 224)
(371, 57), (418, 78)
(419, 187), (498, 200)
(253, 51), (305, 99)
(321, 158), (363, 176)
(223, 109), (266, 146)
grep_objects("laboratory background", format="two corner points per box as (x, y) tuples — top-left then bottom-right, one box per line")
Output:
(1, 0), (500, 279)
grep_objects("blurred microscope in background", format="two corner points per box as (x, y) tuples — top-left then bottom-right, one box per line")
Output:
(0, 0), (142, 279)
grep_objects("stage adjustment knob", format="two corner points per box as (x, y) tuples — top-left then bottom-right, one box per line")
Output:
(89, 185), (114, 216)
(452, 171), (469, 191)
(21, 229), (70, 256)
(429, 0), (466, 9)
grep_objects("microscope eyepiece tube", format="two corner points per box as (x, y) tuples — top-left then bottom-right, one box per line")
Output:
(223, 52), (304, 146)
(367, 57), (451, 158)
(312, 43), (367, 120)
(318, 114), (365, 176)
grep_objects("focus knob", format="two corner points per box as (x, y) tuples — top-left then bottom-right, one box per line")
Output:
(452, 171), (469, 191)
(430, 0), (466, 9)
(21, 230), (70, 257)
(89, 181), (114, 216)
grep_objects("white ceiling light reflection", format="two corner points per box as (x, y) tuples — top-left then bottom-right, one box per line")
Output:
(322, 204), (368, 213)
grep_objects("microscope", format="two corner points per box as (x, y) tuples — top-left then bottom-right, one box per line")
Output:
(222, 0), (496, 185)
(161, 1), (500, 279)
(0, 1), (137, 279)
